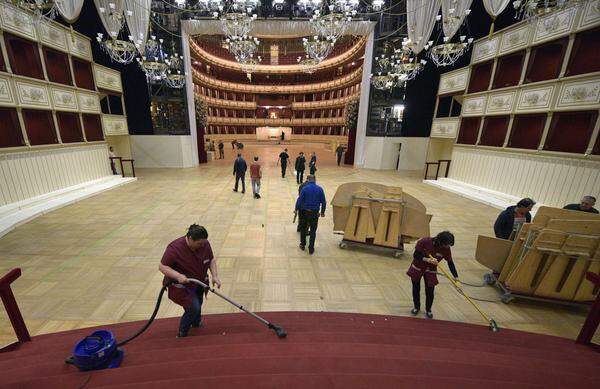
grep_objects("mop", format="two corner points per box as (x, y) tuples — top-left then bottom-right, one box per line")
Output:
(431, 255), (500, 332)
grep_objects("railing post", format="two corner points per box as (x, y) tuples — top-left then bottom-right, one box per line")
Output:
(0, 268), (30, 344)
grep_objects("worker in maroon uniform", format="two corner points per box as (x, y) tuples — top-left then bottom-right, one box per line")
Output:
(407, 231), (459, 319)
(158, 224), (221, 338)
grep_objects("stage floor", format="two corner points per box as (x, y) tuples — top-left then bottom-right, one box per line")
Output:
(0, 143), (595, 346)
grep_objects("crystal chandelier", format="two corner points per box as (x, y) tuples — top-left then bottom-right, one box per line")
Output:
(136, 36), (168, 84)
(97, 33), (138, 64)
(513, 0), (572, 20)
(302, 35), (334, 62)
(13, 0), (57, 22)
(370, 74), (396, 90)
(220, 12), (257, 39)
(297, 0), (323, 13)
(165, 53), (186, 89)
(393, 43), (425, 81)
(297, 55), (320, 74)
(310, 10), (352, 42)
(370, 54), (395, 90)
(227, 35), (260, 63)
(95, 2), (137, 64)
(240, 56), (262, 74)
(427, 35), (472, 67)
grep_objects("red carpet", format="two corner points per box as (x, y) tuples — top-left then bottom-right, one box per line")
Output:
(1, 312), (598, 388)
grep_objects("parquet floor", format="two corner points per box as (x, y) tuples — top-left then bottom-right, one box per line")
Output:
(0, 142), (595, 346)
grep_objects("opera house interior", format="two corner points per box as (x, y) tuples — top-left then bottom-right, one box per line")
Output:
(0, 0), (599, 387)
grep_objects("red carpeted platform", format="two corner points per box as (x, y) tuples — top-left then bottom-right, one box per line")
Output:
(1, 312), (599, 388)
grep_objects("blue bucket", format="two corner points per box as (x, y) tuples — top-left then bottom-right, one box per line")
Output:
(72, 330), (117, 371)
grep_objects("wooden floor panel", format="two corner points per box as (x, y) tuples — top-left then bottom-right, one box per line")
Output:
(0, 143), (596, 345)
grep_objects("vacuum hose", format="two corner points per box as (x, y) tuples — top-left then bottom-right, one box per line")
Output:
(116, 281), (172, 347)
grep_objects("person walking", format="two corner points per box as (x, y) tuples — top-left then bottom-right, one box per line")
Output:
(295, 152), (306, 184)
(278, 148), (290, 178)
(250, 156), (262, 199)
(295, 175), (326, 255)
(232, 153), (247, 193)
(231, 139), (237, 150)
(158, 224), (221, 338)
(335, 144), (345, 166)
(280, 130), (285, 144)
(309, 151), (317, 175)
(108, 146), (118, 175)
(218, 140), (224, 159)
(406, 231), (458, 319)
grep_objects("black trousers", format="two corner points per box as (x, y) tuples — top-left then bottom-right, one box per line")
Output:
(412, 279), (435, 312)
(234, 173), (245, 192)
(179, 287), (205, 335)
(281, 163), (287, 177)
(337, 153), (343, 166)
(299, 210), (319, 249)
(296, 169), (304, 184)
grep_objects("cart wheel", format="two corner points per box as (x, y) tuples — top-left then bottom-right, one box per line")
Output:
(489, 319), (499, 332)
(483, 273), (495, 285)
(501, 294), (514, 304)
(339, 242), (347, 249)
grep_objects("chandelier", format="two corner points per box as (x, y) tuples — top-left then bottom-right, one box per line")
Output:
(297, 56), (320, 74)
(393, 44), (425, 80)
(240, 56), (262, 73)
(427, 35), (472, 67)
(227, 35), (260, 63)
(297, 0), (322, 13)
(165, 53), (186, 89)
(220, 12), (256, 39)
(97, 33), (138, 64)
(136, 36), (168, 84)
(513, 0), (573, 20)
(302, 35), (334, 62)
(13, 0), (57, 22)
(370, 74), (396, 90)
(310, 10), (352, 42)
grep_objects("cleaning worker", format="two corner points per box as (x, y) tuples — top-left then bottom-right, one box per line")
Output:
(407, 231), (459, 319)
(158, 224), (221, 338)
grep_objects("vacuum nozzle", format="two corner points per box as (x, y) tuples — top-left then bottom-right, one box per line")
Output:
(269, 323), (287, 338)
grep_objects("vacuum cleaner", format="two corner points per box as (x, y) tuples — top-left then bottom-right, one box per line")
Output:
(66, 278), (287, 371)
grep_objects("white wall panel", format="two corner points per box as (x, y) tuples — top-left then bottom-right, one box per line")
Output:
(0, 144), (111, 207)
(449, 147), (600, 207)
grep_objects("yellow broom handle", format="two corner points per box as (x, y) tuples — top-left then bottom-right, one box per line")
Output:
(429, 255), (492, 323)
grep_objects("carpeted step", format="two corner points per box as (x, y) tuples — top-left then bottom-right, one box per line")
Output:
(2, 340), (597, 382)
(3, 329), (598, 376)
(4, 355), (598, 388)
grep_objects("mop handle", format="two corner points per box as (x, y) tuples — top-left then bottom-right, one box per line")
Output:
(430, 255), (492, 323)
(187, 278), (270, 326)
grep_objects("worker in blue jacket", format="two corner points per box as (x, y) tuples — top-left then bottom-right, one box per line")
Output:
(295, 175), (326, 255)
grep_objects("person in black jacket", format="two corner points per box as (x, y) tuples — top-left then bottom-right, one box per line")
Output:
(309, 152), (317, 175)
(232, 153), (247, 193)
(494, 198), (535, 240)
(295, 152), (306, 184)
(563, 196), (598, 214)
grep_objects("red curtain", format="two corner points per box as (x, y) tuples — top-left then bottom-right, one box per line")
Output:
(42, 47), (72, 85)
(566, 28), (600, 76)
(492, 51), (525, 89)
(525, 38), (567, 83)
(22, 109), (58, 145)
(72, 58), (95, 90)
(480, 116), (510, 147)
(508, 114), (546, 150)
(82, 114), (104, 141)
(544, 111), (598, 154)
(0, 107), (24, 148)
(457, 117), (481, 145)
(4, 33), (44, 80)
(468, 61), (493, 93)
(56, 112), (83, 143)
